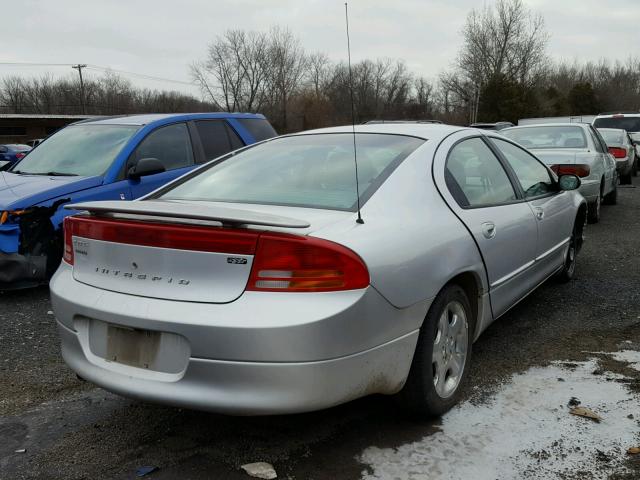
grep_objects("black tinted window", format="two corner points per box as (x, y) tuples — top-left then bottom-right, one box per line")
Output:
(446, 138), (517, 207)
(133, 123), (193, 171)
(492, 138), (554, 198)
(593, 117), (640, 132)
(195, 120), (235, 163)
(237, 118), (277, 141)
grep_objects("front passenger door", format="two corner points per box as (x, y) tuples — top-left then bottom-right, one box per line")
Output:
(441, 136), (539, 318)
(127, 122), (195, 198)
(491, 137), (573, 280)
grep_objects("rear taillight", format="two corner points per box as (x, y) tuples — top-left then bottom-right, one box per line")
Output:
(15, 152), (26, 160)
(550, 164), (591, 177)
(62, 216), (260, 265)
(608, 146), (627, 159)
(63, 216), (74, 265)
(246, 233), (369, 292)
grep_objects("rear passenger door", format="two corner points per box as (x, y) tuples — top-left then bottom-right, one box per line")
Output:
(435, 134), (539, 318)
(127, 122), (196, 198)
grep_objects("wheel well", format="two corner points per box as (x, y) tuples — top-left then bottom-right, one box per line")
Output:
(447, 272), (480, 332)
(600, 177), (605, 195)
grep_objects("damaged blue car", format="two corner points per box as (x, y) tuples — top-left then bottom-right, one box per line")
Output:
(0, 112), (276, 289)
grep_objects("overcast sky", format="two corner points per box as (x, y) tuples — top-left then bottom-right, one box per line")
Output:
(2, 0), (639, 97)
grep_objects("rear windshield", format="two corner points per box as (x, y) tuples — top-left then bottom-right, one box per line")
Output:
(236, 118), (278, 141)
(158, 133), (424, 211)
(593, 117), (640, 132)
(501, 126), (587, 149)
(10, 124), (139, 176)
(597, 129), (625, 145)
(8, 144), (31, 151)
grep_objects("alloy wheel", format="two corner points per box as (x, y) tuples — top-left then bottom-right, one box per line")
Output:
(432, 301), (469, 399)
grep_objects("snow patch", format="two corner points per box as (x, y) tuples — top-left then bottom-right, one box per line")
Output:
(359, 357), (640, 479)
(610, 350), (640, 372)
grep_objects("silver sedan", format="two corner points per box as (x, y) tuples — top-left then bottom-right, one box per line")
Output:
(51, 124), (587, 416)
(501, 123), (617, 223)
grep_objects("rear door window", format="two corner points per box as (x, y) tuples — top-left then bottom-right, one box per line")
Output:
(237, 118), (278, 141)
(445, 138), (517, 207)
(132, 123), (194, 171)
(194, 120), (244, 163)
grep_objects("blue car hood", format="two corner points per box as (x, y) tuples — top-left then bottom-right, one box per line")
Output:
(0, 172), (104, 209)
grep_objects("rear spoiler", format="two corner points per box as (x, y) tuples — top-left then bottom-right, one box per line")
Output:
(65, 200), (310, 228)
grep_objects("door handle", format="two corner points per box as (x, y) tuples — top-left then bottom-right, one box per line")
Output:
(481, 222), (496, 239)
(533, 207), (544, 220)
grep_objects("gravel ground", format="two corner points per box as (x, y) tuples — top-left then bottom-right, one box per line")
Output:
(1, 179), (639, 480)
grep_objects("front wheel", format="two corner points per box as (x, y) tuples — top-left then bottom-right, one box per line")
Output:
(557, 223), (579, 282)
(396, 284), (473, 417)
(603, 182), (617, 205)
(587, 194), (601, 223)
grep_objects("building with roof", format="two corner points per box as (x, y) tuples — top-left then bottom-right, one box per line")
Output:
(0, 114), (100, 144)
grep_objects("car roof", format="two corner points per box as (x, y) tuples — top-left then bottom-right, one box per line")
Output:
(75, 112), (267, 126)
(292, 123), (465, 141)
(503, 123), (590, 130)
(595, 112), (640, 117)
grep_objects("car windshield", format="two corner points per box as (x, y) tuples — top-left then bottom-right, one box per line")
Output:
(10, 124), (139, 176)
(597, 129), (625, 145)
(501, 126), (587, 149)
(593, 117), (640, 132)
(158, 133), (425, 211)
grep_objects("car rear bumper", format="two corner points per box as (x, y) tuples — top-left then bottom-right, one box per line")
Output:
(51, 262), (426, 414)
(0, 252), (47, 289)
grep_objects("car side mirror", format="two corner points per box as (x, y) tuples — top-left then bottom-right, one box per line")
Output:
(127, 158), (165, 180)
(558, 174), (581, 191)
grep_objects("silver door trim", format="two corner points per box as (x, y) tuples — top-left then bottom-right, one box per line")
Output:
(535, 237), (570, 261)
(490, 260), (535, 288)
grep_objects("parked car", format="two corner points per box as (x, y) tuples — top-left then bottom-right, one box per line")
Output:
(26, 138), (44, 148)
(597, 127), (637, 184)
(593, 112), (640, 164)
(51, 124), (586, 416)
(0, 144), (31, 169)
(0, 113), (276, 289)
(470, 121), (514, 130)
(501, 123), (617, 223)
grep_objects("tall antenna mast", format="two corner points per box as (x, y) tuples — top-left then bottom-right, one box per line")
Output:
(345, 2), (364, 224)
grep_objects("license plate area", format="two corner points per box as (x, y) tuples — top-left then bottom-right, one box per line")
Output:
(106, 325), (161, 369)
(83, 318), (190, 375)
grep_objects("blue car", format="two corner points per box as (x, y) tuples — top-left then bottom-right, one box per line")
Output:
(0, 144), (32, 169)
(0, 112), (276, 289)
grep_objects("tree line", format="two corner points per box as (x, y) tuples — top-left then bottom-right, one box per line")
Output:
(2, 0), (639, 132)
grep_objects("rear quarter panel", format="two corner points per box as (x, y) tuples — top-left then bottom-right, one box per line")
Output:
(312, 140), (488, 315)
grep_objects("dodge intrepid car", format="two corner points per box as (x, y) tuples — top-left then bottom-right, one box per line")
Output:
(51, 124), (586, 416)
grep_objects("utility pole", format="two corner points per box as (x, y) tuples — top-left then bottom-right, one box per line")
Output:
(71, 64), (87, 114)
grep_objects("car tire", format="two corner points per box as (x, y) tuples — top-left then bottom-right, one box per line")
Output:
(557, 221), (579, 282)
(587, 194), (601, 223)
(621, 172), (632, 185)
(396, 284), (473, 417)
(603, 182), (617, 205)
(633, 159), (638, 177)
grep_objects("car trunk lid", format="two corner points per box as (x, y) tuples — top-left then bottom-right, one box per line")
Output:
(64, 200), (311, 303)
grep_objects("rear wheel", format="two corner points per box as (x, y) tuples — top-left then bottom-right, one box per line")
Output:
(633, 159), (638, 177)
(587, 194), (601, 223)
(621, 171), (633, 185)
(396, 284), (473, 417)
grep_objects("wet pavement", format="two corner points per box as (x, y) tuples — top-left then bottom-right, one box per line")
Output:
(1, 179), (639, 480)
